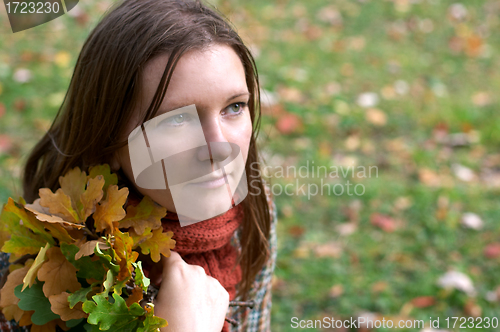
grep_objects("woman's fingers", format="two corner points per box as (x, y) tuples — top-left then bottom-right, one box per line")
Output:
(154, 250), (230, 332)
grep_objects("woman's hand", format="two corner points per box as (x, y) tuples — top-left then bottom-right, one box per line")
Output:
(152, 251), (230, 332)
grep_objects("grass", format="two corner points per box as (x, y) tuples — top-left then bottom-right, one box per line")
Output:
(1, 0), (500, 331)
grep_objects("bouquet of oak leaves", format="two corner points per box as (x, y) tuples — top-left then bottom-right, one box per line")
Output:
(0, 164), (176, 332)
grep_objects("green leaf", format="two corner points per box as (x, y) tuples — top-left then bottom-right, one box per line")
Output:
(82, 292), (145, 331)
(133, 261), (150, 292)
(14, 283), (60, 325)
(66, 318), (85, 328)
(94, 245), (120, 274)
(3, 198), (55, 244)
(103, 270), (114, 293)
(61, 243), (107, 280)
(68, 283), (98, 308)
(88, 164), (118, 198)
(137, 305), (167, 332)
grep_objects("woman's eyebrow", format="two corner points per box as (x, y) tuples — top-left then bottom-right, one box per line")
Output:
(226, 92), (251, 102)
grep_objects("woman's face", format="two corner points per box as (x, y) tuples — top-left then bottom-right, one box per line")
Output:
(113, 44), (253, 223)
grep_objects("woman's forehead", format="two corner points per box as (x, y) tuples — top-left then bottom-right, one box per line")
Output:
(139, 44), (249, 113)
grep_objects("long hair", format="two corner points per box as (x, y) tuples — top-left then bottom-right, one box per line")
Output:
(22, 0), (270, 304)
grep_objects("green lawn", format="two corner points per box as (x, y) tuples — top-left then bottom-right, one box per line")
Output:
(1, 0), (499, 331)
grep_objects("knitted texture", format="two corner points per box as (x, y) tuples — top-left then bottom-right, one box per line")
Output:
(126, 194), (244, 332)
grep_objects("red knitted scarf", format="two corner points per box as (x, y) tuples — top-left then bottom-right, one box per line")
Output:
(126, 194), (244, 332)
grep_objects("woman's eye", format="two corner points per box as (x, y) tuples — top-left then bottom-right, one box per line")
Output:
(160, 113), (192, 127)
(224, 102), (246, 115)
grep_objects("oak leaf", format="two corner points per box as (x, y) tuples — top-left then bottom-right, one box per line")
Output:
(83, 292), (145, 331)
(39, 188), (79, 223)
(22, 243), (50, 291)
(37, 247), (81, 297)
(138, 228), (175, 263)
(113, 229), (139, 283)
(93, 185), (128, 234)
(25, 201), (85, 230)
(125, 287), (144, 307)
(75, 239), (109, 260)
(119, 196), (166, 235)
(0, 261), (32, 322)
(88, 164), (118, 196)
(14, 283), (59, 325)
(79, 175), (105, 220)
(58, 166), (87, 217)
(49, 292), (87, 321)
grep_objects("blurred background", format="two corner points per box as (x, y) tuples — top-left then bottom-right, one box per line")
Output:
(1, 0), (500, 331)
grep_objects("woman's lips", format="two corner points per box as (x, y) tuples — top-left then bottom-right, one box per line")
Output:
(188, 172), (230, 189)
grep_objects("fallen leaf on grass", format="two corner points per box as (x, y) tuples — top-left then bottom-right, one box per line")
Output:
(461, 212), (483, 230)
(437, 270), (476, 296)
(370, 213), (397, 232)
(411, 296), (435, 308)
(484, 243), (500, 259)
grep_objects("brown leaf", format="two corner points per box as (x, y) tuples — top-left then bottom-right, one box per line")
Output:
(93, 185), (128, 234)
(39, 188), (79, 223)
(75, 239), (109, 260)
(31, 319), (68, 332)
(125, 286), (144, 306)
(313, 242), (342, 258)
(80, 175), (105, 220)
(37, 247), (81, 297)
(411, 296), (436, 308)
(0, 260), (32, 308)
(18, 310), (34, 326)
(49, 292), (87, 321)
(370, 213), (397, 232)
(25, 201), (85, 229)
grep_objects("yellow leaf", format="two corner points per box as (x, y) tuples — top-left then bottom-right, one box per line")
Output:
(114, 229), (139, 281)
(39, 188), (79, 223)
(93, 185), (128, 234)
(129, 228), (153, 248)
(59, 167), (87, 216)
(119, 196), (166, 234)
(49, 292), (87, 321)
(139, 228), (175, 263)
(37, 247), (81, 297)
(22, 243), (51, 291)
(80, 175), (105, 220)
(2, 305), (24, 322)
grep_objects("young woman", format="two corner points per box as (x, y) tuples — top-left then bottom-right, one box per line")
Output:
(0, 0), (277, 331)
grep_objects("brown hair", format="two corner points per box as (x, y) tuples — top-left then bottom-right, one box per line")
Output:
(22, 0), (270, 304)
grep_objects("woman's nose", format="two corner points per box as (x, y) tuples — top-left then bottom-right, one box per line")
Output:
(196, 118), (232, 162)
